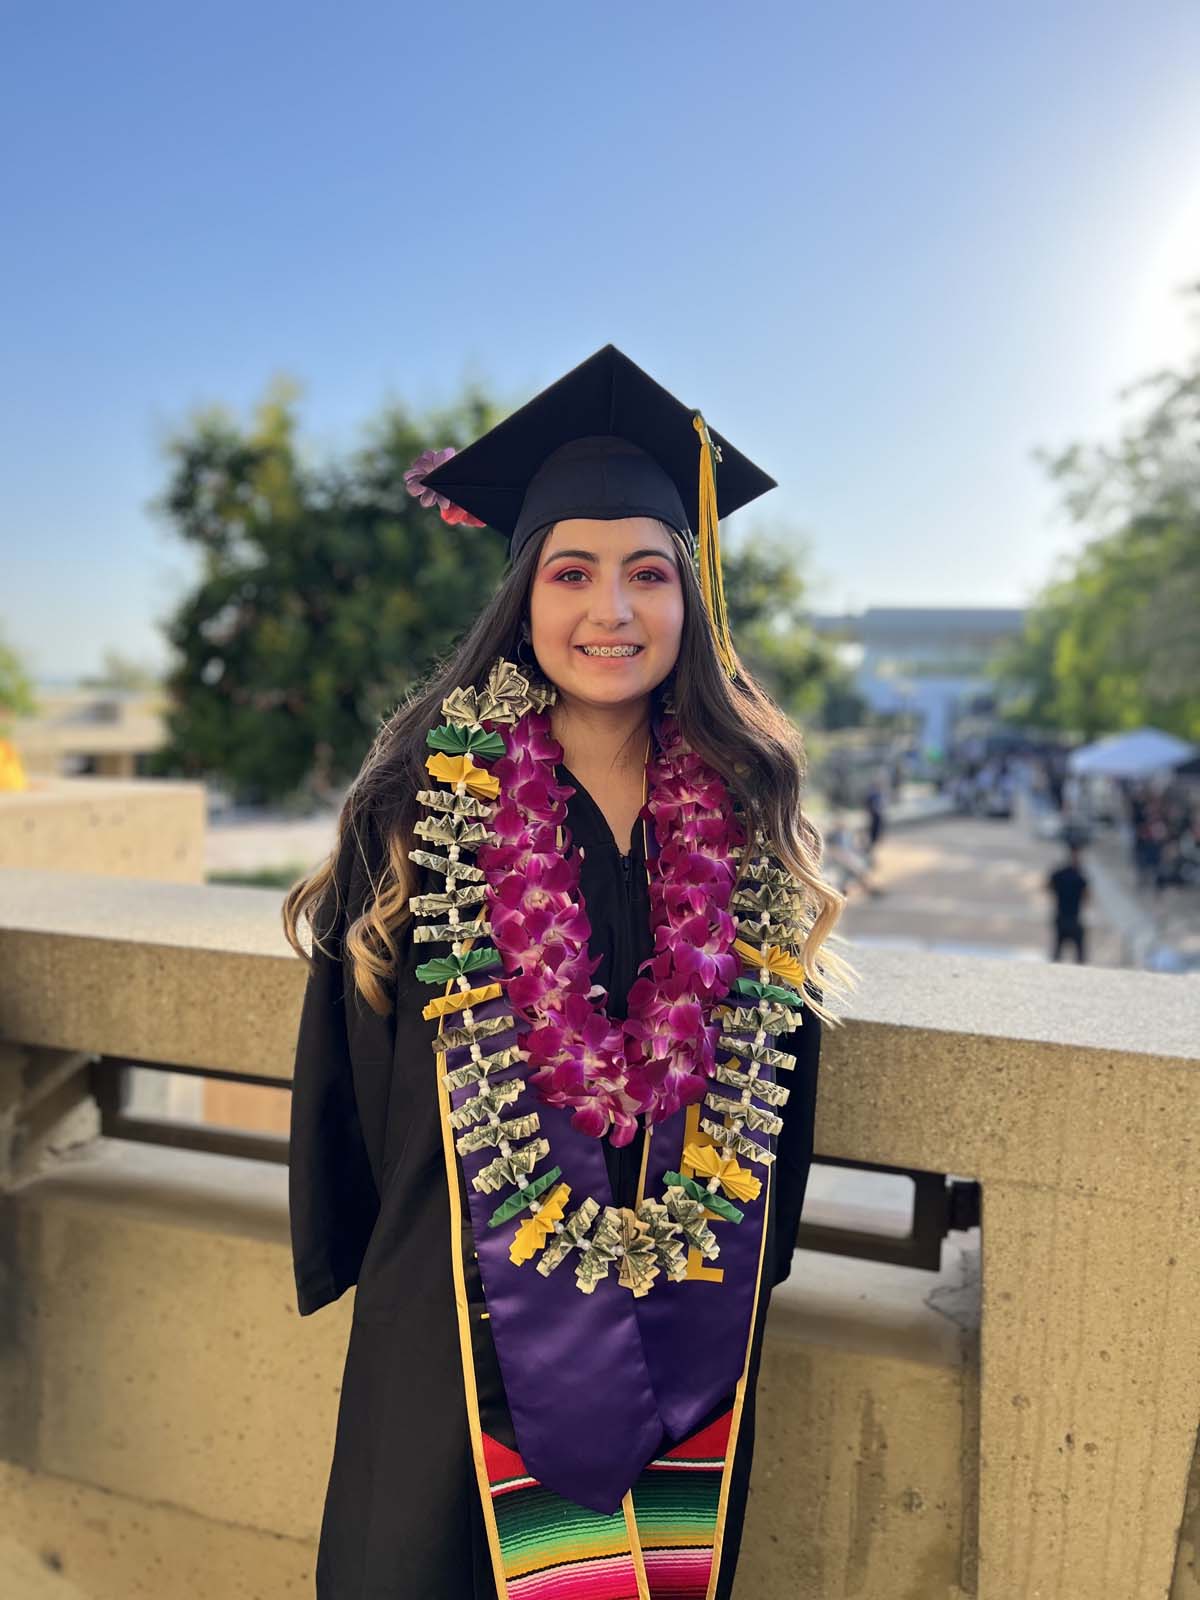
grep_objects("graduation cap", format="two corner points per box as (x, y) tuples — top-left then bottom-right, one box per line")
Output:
(405, 344), (777, 678)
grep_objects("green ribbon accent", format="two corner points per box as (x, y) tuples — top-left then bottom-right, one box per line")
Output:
(415, 946), (502, 985)
(733, 976), (800, 1006)
(426, 722), (506, 760)
(663, 1172), (744, 1224)
(488, 1166), (564, 1227)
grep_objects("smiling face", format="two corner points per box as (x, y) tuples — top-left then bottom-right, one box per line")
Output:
(528, 516), (685, 708)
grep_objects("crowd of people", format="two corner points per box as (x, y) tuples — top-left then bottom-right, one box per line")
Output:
(949, 755), (1017, 818)
(814, 725), (1200, 973)
(1125, 781), (1200, 892)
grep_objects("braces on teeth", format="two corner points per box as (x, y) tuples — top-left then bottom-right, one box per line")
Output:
(581, 645), (640, 657)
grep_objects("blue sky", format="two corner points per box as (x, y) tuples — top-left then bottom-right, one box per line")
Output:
(3, 0), (1198, 680)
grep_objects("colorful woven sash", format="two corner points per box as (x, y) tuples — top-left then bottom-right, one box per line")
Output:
(480, 1410), (736, 1600)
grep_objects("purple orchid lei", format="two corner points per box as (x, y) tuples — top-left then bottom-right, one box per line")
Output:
(476, 708), (746, 1146)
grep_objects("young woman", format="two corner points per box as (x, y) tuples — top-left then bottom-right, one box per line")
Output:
(284, 346), (846, 1600)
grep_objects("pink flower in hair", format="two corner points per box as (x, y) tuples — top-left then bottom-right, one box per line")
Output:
(403, 447), (486, 527)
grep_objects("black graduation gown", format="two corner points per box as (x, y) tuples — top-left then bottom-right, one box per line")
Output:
(288, 767), (822, 1599)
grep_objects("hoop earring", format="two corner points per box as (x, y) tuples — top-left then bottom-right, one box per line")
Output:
(515, 625), (537, 671)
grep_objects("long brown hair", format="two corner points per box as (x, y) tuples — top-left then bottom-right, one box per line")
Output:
(282, 524), (850, 1020)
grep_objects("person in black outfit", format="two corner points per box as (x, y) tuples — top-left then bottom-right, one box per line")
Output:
(863, 780), (886, 864)
(282, 345), (846, 1600)
(1047, 845), (1089, 962)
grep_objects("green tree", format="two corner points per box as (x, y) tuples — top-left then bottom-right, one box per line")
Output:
(155, 380), (842, 800)
(721, 529), (839, 721)
(997, 283), (1200, 740)
(0, 625), (36, 727)
(153, 379), (507, 802)
(81, 648), (162, 691)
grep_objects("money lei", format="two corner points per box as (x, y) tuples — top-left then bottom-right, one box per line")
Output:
(419, 657), (811, 1295)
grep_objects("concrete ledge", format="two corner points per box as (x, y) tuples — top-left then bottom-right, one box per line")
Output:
(768, 1238), (977, 1369)
(0, 778), (206, 882)
(4, 1140), (977, 1600)
(1, 870), (1198, 1597)
(1, 866), (1197, 1087)
(2, 1141), (347, 1542)
(0, 1459), (316, 1600)
(0, 870), (300, 1076)
(737, 1243), (980, 1597)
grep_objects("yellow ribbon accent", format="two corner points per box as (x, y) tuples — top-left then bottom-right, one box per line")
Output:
(732, 938), (806, 988)
(421, 982), (502, 1021)
(424, 751), (501, 800)
(693, 411), (737, 680)
(682, 1143), (762, 1203)
(509, 1183), (572, 1265)
(0, 738), (28, 792)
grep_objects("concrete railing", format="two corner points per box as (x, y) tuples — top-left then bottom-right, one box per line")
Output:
(0, 778), (206, 881)
(1, 867), (1198, 1600)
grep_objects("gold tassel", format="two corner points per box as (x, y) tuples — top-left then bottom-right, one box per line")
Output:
(692, 412), (738, 679)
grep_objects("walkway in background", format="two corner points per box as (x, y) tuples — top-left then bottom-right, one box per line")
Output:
(206, 804), (339, 876)
(837, 810), (1125, 966)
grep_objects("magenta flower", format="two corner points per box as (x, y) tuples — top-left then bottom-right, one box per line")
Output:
(490, 899), (590, 972)
(403, 447), (486, 527)
(502, 712), (562, 765)
(492, 853), (575, 910)
(508, 950), (593, 1013)
(476, 702), (746, 1139)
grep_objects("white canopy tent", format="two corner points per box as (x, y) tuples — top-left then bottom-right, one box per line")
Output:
(1068, 727), (1198, 779)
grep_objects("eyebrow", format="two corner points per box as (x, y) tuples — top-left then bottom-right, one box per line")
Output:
(541, 547), (674, 568)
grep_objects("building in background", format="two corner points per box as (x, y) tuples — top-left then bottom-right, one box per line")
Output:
(811, 607), (1025, 754)
(11, 686), (168, 778)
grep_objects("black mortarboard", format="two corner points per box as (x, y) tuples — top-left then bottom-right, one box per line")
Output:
(420, 344), (776, 562)
(410, 344), (777, 677)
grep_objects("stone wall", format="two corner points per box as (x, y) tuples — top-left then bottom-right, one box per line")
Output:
(0, 778), (205, 882)
(0, 868), (1197, 1598)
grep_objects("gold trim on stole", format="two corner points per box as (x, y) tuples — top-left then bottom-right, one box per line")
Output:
(434, 942), (510, 1597)
(623, 1491), (652, 1600)
(704, 1156), (772, 1600)
(432, 739), (765, 1600)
